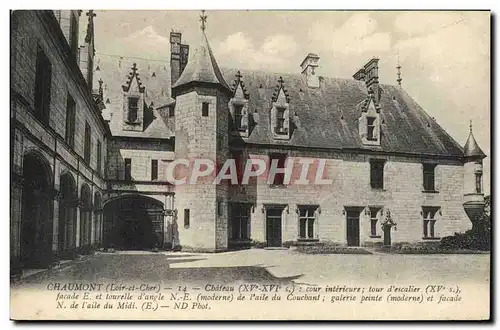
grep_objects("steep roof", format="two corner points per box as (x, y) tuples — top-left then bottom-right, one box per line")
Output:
(93, 54), (174, 139)
(172, 31), (230, 92)
(464, 128), (486, 159)
(221, 68), (465, 157)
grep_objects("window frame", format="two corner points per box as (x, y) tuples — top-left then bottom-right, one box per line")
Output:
(422, 207), (439, 239)
(423, 163), (437, 192)
(65, 93), (76, 148)
(269, 153), (287, 187)
(370, 159), (385, 190)
(233, 104), (243, 131)
(124, 158), (132, 181)
(298, 205), (318, 240)
(34, 45), (52, 124)
(84, 122), (91, 165)
(366, 116), (376, 141)
(369, 207), (382, 237)
(201, 102), (209, 117)
(151, 159), (158, 181)
(230, 203), (251, 240)
(475, 172), (482, 194)
(96, 140), (102, 176)
(127, 96), (139, 123)
(275, 106), (287, 134)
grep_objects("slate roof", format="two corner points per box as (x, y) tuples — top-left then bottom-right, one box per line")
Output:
(94, 51), (466, 157)
(172, 31), (230, 93)
(463, 129), (486, 159)
(221, 68), (465, 157)
(93, 54), (174, 138)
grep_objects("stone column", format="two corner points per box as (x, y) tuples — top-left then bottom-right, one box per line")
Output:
(51, 188), (62, 255)
(75, 200), (81, 248)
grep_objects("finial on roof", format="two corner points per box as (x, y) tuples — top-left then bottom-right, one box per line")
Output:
(469, 119), (473, 134)
(200, 10), (207, 31)
(396, 51), (402, 87)
(132, 63), (138, 73)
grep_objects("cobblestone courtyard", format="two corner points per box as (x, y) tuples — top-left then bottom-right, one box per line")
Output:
(12, 249), (490, 288)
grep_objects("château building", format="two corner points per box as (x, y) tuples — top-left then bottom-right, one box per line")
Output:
(10, 10), (487, 272)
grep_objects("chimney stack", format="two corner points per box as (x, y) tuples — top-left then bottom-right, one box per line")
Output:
(354, 58), (380, 102)
(170, 31), (189, 86)
(300, 53), (320, 88)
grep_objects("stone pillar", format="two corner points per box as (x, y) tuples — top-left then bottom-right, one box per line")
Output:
(75, 201), (81, 248)
(90, 208), (95, 247)
(52, 189), (61, 255)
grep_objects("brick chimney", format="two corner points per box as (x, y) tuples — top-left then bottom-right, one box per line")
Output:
(354, 58), (380, 102)
(170, 31), (189, 86)
(300, 53), (320, 88)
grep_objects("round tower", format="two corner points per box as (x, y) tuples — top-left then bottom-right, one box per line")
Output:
(463, 121), (487, 225)
(170, 11), (232, 251)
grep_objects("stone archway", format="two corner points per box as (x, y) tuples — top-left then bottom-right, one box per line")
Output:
(58, 172), (77, 258)
(79, 184), (92, 252)
(20, 151), (53, 267)
(103, 195), (164, 250)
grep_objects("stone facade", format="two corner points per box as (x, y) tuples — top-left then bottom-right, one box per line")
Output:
(10, 10), (109, 271)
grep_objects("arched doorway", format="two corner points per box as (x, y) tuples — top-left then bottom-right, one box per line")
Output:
(103, 195), (164, 250)
(94, 192), (103, 248)
(58, 172), (77, 257)
(79, 184), (92, 251)
(21, 151), (53, 267)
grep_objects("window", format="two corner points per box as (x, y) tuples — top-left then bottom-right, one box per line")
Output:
(233, 104), (243, 130)
(151, 159), (158, 181)
(168, 106), (175, 117)
(128, 97), (139, 122)
(475, 173), (482, 194)
(124, 158), (132, 181)
(269, 153), (287, 186)
(422, 207), (439, 238)
(202, 102), (209, 117)
(96, 140), (102, 175)
(184, 209), (190, 229)
(275, 106), (286, 134)
(84, 122), (91, 164)
(370, 159), (385, 189)
(217, 201), (224, 216)
(367, 117), (376, 140)
(298, 206), (317, 239)
(231, 203), (250, 240)
(65, 93), (76, 148)
(369, 207), (381, 237)
(423, 163), (437, 191)
(34, 46), (52, 124)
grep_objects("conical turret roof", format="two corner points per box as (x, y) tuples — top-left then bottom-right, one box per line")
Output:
(464, 122), (486, 159)
(172, 14), (230, 94)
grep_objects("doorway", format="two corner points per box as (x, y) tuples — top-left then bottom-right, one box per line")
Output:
(266, 208), (283, 247)
(346, 209), (360, 247)
(383, 225), (392, 246)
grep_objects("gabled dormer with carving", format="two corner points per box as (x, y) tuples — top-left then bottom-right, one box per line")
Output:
(229, 71), (251, 138)
(358, 88), (382, 146)
(271, 76), (292, 140)
(122, 63), (146, 132)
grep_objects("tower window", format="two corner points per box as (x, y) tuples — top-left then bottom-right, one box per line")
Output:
(202, 102), (209, 117)
(423, 163), (437, 191)
(475, 173), (482, 194)
(184, 209), (190, 229)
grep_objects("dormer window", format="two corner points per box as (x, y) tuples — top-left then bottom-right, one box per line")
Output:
(275, 107), (287, 135)
(367, 117), (376, 141)
(233, 104), (243, 131)
(128, 97), (139, 122)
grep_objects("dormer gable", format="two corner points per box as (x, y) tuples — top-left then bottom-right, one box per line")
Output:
(270, 76), (292, 140)
(122, 63), (145, 132)
(229, 71), (251, 138)
(358, 88), (382, 146)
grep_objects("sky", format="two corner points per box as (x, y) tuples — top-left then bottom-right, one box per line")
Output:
(81, 10), (491, 193)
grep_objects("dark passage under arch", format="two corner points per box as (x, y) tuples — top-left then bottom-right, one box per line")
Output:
(103, 195), (164, 250)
